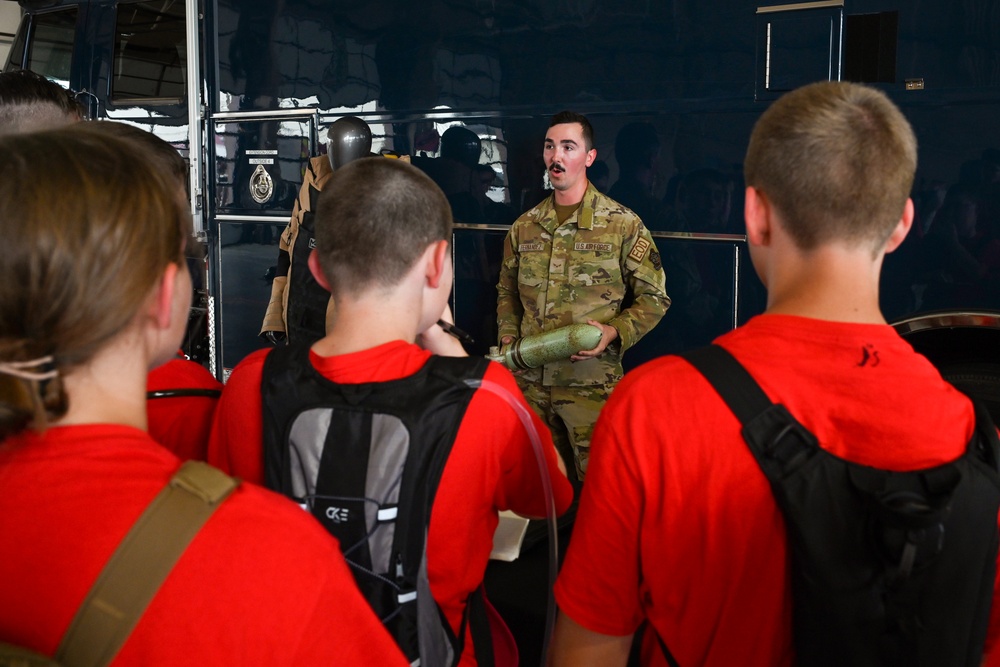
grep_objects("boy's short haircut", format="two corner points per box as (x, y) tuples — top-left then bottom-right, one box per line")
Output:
(313, 157), (453, 295)
(549, 110), (595, 151)
(744, 81), (917, 251)
(0, 70), (84, 135)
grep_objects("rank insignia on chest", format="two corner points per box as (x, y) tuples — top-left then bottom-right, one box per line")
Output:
(518, 242), (544, 252)
(574, 242), (613, 252)
(628, 237), (651, 262)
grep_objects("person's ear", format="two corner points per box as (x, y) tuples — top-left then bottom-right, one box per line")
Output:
(308, 249), (332, 291)
(151, 263), (178, 329)
(885, 198), (915, 254)
(585, 148), (597, 167)
(425, 239), (450, 288)
(744, 186), (772, 248)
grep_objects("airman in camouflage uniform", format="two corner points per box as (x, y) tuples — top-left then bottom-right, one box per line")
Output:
(497, 112), (669, 482)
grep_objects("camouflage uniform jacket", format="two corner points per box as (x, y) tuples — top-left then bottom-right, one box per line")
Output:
(260, 155), (336, 338)
(496, 183), (670, 387)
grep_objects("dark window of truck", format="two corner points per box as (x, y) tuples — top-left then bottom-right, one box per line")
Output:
(112, 0), (186, 102)
(25, 9), (77, 83)
(843, 11), (898, 84)
(755, 2), (844, 100)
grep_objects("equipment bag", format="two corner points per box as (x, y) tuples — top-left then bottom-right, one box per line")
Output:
(0, 461), (238, 667)
(677, 344), (1000, 667)
(261, 344), (495, 667)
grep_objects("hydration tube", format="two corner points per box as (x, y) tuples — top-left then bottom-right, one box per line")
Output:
(472, 378), (560, 661)
(146, 388), (222, 399)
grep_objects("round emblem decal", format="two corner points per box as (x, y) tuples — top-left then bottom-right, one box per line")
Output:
(250, 163), (274, 204)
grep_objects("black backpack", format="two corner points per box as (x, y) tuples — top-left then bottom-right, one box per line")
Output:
(260, 344), (494, 667)
(668, 344), (1000, 667)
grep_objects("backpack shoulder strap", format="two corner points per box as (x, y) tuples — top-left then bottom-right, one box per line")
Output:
(680, 344), (772, 424)
(681, 344), (820, 474)
(424, 353), (490, 385)
(56, 461), (238, 667)
(466, 586), (495, 667)
(260, 343), (312, 492)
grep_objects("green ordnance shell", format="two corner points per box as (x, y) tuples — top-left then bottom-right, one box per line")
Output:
(487, 323), (604, 371)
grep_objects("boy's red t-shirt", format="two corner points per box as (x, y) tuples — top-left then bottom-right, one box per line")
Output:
(209, 341), (574, 666)
(555, 314), (1000, 666)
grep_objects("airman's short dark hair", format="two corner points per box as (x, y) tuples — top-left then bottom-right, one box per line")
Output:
(550, 111), (595, 151)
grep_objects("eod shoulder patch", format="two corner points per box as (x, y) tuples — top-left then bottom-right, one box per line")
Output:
(628, 237), (651, 263)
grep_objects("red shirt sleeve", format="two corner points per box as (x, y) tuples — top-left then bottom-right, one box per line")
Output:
(554, 379), (646, 636)
(146, 358), (223, 462)
(207, 349), (269, 484)
(425, 360), (574, 651)
(469, 362), (574, 517)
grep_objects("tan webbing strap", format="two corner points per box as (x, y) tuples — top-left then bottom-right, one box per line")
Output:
(55, 461), (238, 667)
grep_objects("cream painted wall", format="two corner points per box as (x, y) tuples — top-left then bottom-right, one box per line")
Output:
(0, 1), (22, 67)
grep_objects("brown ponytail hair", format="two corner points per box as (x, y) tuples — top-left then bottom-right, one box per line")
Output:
(0, 126), (190, 439)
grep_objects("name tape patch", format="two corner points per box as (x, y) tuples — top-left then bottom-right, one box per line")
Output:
(518, 242), (544, 252)
(574, 242), (613, 252)
(628, 238), (651, 263)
